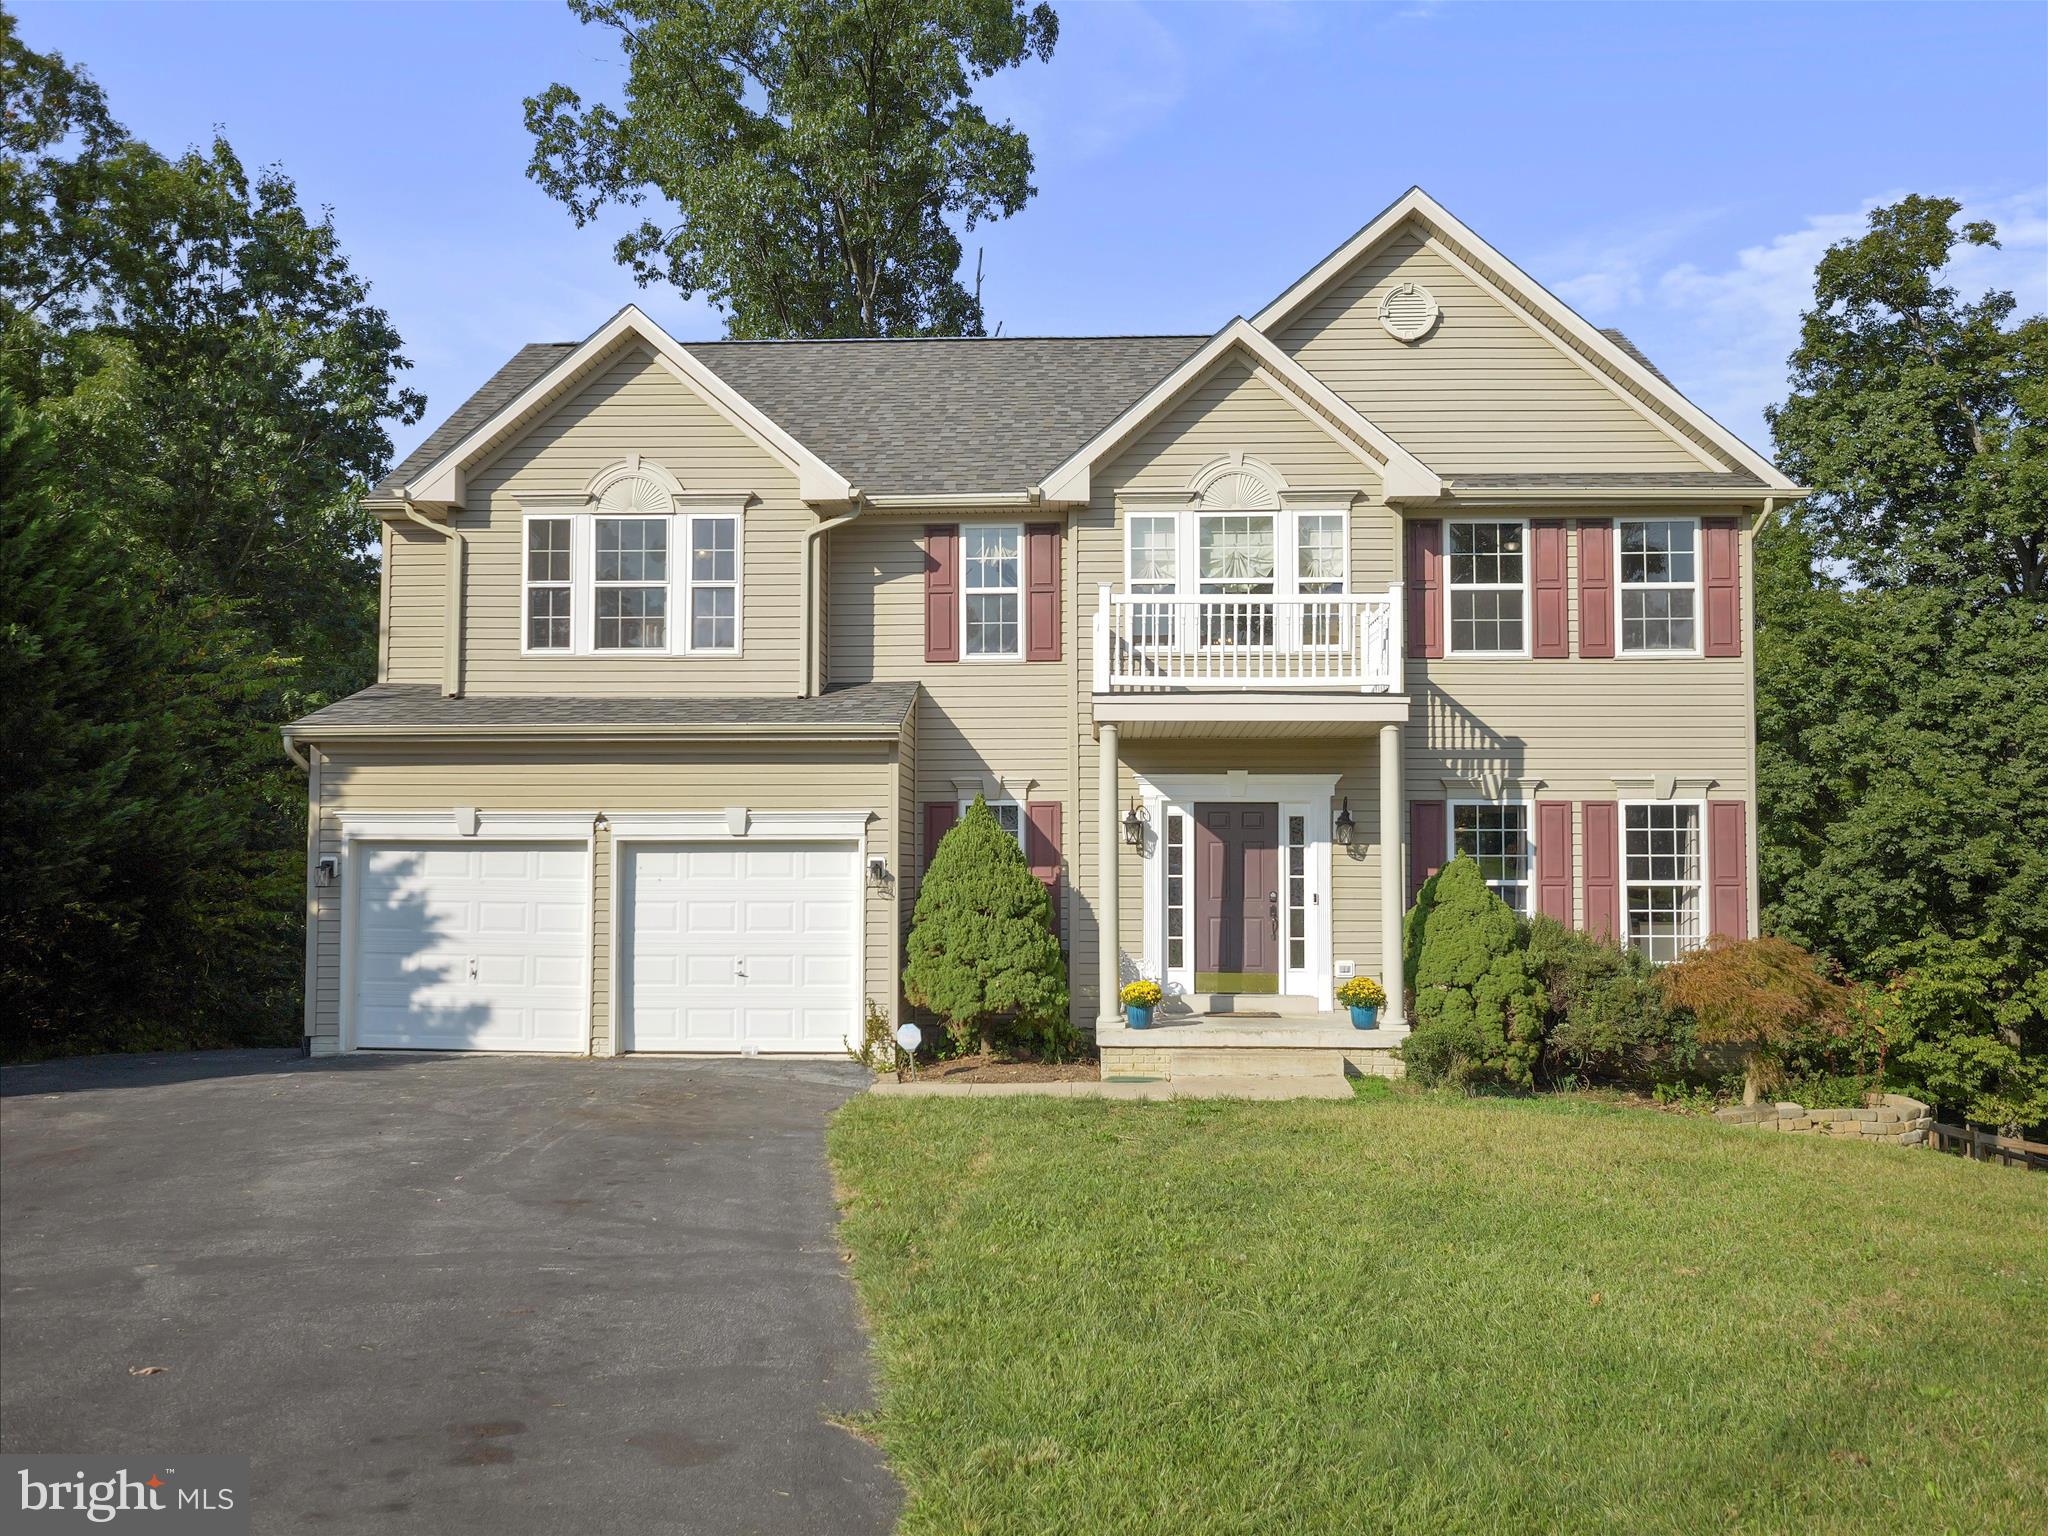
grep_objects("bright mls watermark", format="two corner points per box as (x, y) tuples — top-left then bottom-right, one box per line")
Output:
(4, 1457), (249, 1534)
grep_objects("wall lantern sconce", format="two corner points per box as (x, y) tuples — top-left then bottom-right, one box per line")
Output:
(867, 857), (893, 889)
(1122, 798), (1147, 848)
(1333, 798), (1356, 847)
(315, 855), (339, 888)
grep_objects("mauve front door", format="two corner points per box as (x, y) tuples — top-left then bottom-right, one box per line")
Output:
(1194, 803), (1280, 990)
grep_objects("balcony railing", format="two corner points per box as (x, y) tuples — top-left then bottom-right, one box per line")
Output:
(1092, 586), (1404, 693)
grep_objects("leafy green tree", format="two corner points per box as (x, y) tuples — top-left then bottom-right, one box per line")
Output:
(0, 15), (419, 1056)
(524, 0), (1058, 337)
(1401, 856), (1547, 1087)
(1759, 195), (2047, 1132)
(1523, 915), (1689, 1084)
(904, 796), (1070, 1057)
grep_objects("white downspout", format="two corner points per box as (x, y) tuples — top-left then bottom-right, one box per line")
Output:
(800, 489), (865, 697)
(401, 503), (465, 698)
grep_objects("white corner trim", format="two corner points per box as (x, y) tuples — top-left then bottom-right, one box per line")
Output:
(334, 810), (598, 841)
(603, 809), (874, 841)
(402, 305), (852, 507)
(1249, 187), (1797, 489)
(1038, 319), (1441, 506)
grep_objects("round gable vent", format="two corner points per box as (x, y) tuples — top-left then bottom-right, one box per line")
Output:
(1378, 281), (1440, 343)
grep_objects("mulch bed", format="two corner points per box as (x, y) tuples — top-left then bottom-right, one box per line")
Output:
(900, 1050), (1100, 1084)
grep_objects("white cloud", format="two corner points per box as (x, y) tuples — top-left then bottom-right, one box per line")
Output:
(1546, 188), (2048, 452)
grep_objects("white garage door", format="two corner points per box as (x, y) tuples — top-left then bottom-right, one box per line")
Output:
(353, 842), (589, 1052)
(621, 841), (860, 1053)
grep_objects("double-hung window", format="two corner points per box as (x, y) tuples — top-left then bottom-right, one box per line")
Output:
(1452, 802), (1531, 913)
(1295, 512), (1347, 647)
(962, 798), (1026, 851)
(594, 516), (669, 651)
(1618, 518), (1699, 654)
(1623, 801), (1704, 961)
(524, 518), (574, 651)
(1446, 519), (1527, 655)
(1198, 512), (1276, 646)
(686, 513), (739, 652)
(963, 524), (1022, 658)
(1127, 514), (1178, 648)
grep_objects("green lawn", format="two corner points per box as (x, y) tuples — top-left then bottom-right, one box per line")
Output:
(827, 1089), (2048, 1535)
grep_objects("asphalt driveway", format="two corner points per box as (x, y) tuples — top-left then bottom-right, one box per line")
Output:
(0, 1050), (896, 1534)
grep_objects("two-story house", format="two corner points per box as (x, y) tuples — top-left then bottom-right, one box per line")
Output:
(283, 187), (1801, 1076)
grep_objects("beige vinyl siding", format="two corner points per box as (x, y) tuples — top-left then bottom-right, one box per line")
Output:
(452, 347), (807, 696)
(308, 743), (896, 1053)
(827, 514), (1074, 899)
(1274, 227), (1710, 474)
(383, 523), (449, 686)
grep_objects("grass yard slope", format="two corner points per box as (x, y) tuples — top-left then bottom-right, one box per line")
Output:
(828, 1091), (2047, 1535)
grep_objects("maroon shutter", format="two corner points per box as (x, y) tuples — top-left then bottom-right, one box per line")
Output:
(1408, 799), (1446, 902)
(1701, 517), (1741, 657)
(922, 801), (958, 874)
(1709, 800), (1748, 939)
(923, 525), (959, 663)
(1535, 800), (1573, 922)
(1578, 520), (1614, 658)
(1582, 800), (1620, 940)
(1026, 800), (1062, 933)
(1531, 520), (1568, 658)
(1405, 519), (1443, 659)
(1025, 523), (1061, 662)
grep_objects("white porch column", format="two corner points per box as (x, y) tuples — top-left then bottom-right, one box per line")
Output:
(1378, 721), (1405, 1029)
(1097, 722), (1122, 1028)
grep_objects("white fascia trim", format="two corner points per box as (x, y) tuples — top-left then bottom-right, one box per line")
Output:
(605, 809), (874, 840)
(1038, 319), (1442, 506)
(1250, 187), (1798, 490)
(334, 810), (599, 841)
(403, 306), (852, 507)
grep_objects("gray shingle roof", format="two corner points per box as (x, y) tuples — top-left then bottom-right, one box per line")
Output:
(376, 343), (578, 496)
(684, 335), (1203, 496)
(290, 681), (917, 735)
(1598, 328), (1671, 385)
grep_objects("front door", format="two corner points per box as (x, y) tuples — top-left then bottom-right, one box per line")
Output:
(1194, 803), (1280, 993)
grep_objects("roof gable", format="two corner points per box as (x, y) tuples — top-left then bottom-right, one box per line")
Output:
(1252, 188), (1798, 489)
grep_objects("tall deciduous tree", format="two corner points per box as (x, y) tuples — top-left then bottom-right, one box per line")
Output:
(1760, 196), (2048, 1131)
(525, 0), (1058, 337)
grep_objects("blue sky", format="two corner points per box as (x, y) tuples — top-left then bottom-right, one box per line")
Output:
(16, 0), (2046, 466)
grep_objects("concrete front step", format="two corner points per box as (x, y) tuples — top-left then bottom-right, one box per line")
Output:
(1100, 1044), (1399, 1082)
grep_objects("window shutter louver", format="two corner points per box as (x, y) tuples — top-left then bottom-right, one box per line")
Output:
(1577, 520), (1614, 658)
(1701, 517), (1741, 657)
(1405, 520), (1443, 659)
(1408, 799), (1446, 902)
(922, 801), (958, 875)
(1026, 800), (1062, 933)
(1025, 523), (1061, 662)
(1582, 800), (1620, 939)
(1531, 520), (1568, 658)
(1709, 800), (1748, 939)
(923, 525), (959, 663)
(1535, 800), (1573, 922)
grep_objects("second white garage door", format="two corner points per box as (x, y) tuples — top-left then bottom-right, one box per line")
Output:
(620, 841), (860, 1054)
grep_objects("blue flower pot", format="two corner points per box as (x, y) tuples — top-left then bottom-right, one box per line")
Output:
(1348, 1004), (1380, 1030)
(1126, 1004), (1154, 1030)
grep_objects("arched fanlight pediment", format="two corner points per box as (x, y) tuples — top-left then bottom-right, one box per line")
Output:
(586, 457), (682, 513)
(1189, 454), (1284, 511)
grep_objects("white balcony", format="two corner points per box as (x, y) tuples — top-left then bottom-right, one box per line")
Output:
(1092, 586), (1403, 694)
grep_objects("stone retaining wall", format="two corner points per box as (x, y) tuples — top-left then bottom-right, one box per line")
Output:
(1714, 1093), (1933, 1146)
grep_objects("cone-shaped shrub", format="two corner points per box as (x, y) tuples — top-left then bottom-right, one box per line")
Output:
(904, 796), (1073, 1058)
(1400, 855), (1548, 1086)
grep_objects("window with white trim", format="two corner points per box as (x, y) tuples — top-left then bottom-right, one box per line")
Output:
(961, 798), (1026, 851)
(1286, 814), (1308, 969)
(594, 516), (669, 651)
(1295, 513), (1347, 646)
(1446, 520), (1527, 655)
(962, 524), (1021, 658)
(1127, 514), (1178, 648)
(524, 517), (573, 651)
(686, 513), (738, 652)
(1619, 518), (1699, 654)
(1164, 810), (1187, 972)
(1624, 801), (1704, 961)
(1452, 802), (1531, 914)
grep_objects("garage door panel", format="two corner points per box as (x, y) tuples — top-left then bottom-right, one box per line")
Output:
(621, 840), (859, 1054)
(351, 840), (588, 1053)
